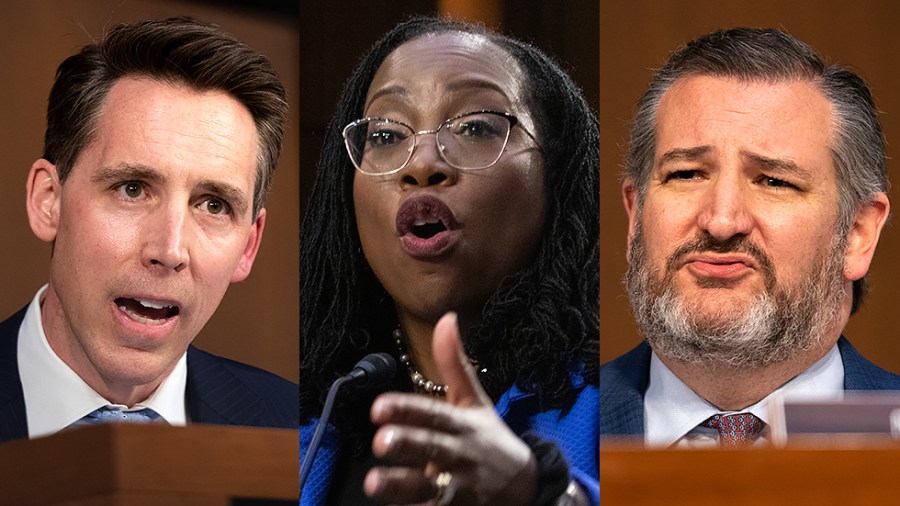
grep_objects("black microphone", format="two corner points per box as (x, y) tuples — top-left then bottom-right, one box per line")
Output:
(300, 353), (398, 494)
(344, 352), (397, 389)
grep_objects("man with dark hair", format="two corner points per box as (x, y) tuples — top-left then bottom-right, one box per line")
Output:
(601, 27), (900, 447)
(0, 17), (296, 442)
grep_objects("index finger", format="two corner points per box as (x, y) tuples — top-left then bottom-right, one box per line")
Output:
(371, 392), (466, 434)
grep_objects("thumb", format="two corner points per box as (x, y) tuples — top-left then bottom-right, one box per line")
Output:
(432, 312), (491, 407)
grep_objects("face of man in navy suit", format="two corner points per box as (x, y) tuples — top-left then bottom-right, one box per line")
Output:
(621, 75), (890, 368)
(24, 77), (266, 406)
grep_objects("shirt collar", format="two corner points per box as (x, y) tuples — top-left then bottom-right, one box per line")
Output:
(644, 343), (844, 447)
(18, 285), (188, 438)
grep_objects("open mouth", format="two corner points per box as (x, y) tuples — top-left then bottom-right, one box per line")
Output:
(412, 219), (448, 239)
(396, 196), (458, 236)
(396, 195), (460, 258)
(115, 297), (179, 325)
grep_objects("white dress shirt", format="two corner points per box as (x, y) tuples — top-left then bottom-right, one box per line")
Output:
(17, 285), (188, 438)
(644, 344), (844, 448)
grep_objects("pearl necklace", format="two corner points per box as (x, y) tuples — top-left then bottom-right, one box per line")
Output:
(393, 328), (488, 397)
(393, 328), (448, 396)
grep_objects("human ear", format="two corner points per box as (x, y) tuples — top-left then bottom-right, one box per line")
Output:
(622, 179), (639, 263)
(230, 207), (266, 282)
(26, 159), (61, 243)
(844, 192), (890, 281)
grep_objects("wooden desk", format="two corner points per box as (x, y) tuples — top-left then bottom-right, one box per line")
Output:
(601, 439), (900, 505)
(0, 424), (298, 506)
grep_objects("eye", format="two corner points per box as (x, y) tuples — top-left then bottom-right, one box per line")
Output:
(451, 115), (505, 138)
(759, 176), (797, 190)
(118, 181), (145, 199)
(663, 170), (702, 182)
(199, 196), (231, 215)
(368, 125), (408, 147)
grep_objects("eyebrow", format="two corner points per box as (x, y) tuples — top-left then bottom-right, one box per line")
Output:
(742, 151), (811, 180)
(656, 146), (712, 167)
(445, 78), (508, 96)
(198, 180), (250, 217)
(91, 163), (250, 217)
(91, 164), (164, 185)
(367, 85), (408, 106)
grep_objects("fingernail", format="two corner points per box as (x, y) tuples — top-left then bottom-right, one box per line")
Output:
(382, 428), (395, 449)
(371, 398), (392, 421)
(364, 469), (383, 496)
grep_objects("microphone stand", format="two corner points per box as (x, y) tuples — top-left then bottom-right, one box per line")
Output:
(299, 353), (396, 495)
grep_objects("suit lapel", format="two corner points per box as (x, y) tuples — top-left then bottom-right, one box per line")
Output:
(0, 308), (30, 442)
(600, 342), (651, 436)
(839, 336), (900, 390)
(185, 346), (264, 425)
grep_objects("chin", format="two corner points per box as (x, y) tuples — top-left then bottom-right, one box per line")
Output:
(96, 349), (178, 386)
(684, 291), (755, 315)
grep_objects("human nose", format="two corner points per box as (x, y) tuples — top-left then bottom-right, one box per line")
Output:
(696, 172), (754, 241)
(398, 131), (459, 188)
(141, 203), (189, 273)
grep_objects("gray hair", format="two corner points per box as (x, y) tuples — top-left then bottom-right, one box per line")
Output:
(623, 27), (888, 313)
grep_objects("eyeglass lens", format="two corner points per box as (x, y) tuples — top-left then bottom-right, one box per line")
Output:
(345, 112), (512, 174)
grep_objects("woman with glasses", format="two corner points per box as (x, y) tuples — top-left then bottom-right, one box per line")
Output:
(300, 16), (598, 506)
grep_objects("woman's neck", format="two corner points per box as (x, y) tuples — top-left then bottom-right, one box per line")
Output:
(396, 315), (441, 384)
(395, 311), (476, 386)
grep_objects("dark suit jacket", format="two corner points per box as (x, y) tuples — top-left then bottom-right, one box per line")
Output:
(0, 307), (298, 442)
(600, 337), (900, 436)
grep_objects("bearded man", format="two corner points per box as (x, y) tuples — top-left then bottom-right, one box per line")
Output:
(600, 27), (900, 447)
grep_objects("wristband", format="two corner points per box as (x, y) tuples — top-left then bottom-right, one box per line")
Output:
(519, 431), (570, 506)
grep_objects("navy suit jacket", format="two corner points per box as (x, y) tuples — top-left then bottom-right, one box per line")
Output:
(600, 337), (900, 436)
(0, 307), (298, 442)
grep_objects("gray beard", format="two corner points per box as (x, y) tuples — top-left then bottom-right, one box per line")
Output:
(625, 224), (847, 368)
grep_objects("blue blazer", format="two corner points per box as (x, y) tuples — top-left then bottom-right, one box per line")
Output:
(0, 307), (298, 442)
(300, 378), (599, 506)
(600, 337), (900, 436)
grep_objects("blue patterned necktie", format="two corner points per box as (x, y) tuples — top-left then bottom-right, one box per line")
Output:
(72, 405), (163, 426)
(701, 413), (765, 446)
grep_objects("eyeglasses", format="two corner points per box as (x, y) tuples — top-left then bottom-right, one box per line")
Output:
(342, 110), (534, 176)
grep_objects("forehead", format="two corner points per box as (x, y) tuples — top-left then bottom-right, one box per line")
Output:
(366, 31), (529, 113)
(97, 77), (257, 161)
(655, 75), (834, 169)
(84, 77), (259, 196)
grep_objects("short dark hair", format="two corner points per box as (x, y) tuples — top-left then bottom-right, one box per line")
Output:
(623, 28), (888, 313)
(300, 16), (599, 449)
(43, 17), (287, 218)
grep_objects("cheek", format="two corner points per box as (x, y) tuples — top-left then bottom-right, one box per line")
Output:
(761, 219), (834, 278)
(489, 157), (546, 230)
(353, 178), (395, 255)
(638, 201), (687, 259)
(194, 232), (247, 281)
(59, 200), (132, 261)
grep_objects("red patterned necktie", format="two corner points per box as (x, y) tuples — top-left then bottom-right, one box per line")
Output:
(701, 413), (765, 446)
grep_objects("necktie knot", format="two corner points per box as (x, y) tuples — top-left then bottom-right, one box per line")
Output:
(76, 406), (163, 426)
(701, 412), (765, 446)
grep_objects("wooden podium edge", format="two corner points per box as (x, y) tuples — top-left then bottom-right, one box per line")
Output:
(601, 440), (900, 504)
(0, 424), (299, 505)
